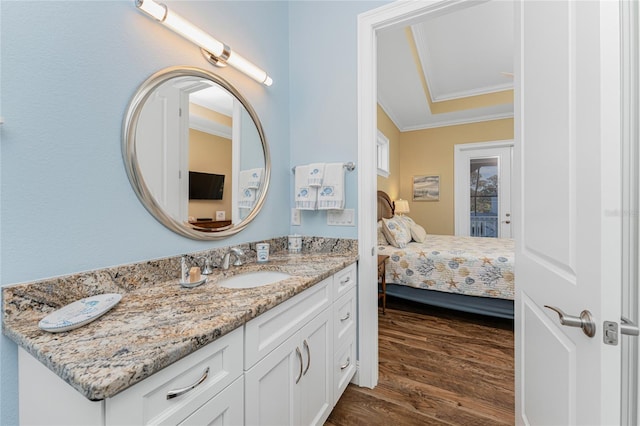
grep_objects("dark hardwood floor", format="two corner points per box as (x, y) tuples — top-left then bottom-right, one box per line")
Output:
(326, 297), (514, 425)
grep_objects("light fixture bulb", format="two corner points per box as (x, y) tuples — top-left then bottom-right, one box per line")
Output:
(135, 0), (273, 86)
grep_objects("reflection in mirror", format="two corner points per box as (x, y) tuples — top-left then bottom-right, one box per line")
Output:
(123, 67), (270, 240)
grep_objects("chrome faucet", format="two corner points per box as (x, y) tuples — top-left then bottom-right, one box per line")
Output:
(199, 256), (216, 275)
(221, 247), (244, 270)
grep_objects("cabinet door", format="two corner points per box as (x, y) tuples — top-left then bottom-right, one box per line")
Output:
(298, 308), (333, 426)
(244, 333), (300, 425)
(179, 377), (243, 426)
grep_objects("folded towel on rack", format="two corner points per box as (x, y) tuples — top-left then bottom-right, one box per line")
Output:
(307, 163), (325, 187)
(238, 187), (257, 209)
(238, 170), (259, 209)
(295, 165), (317, 210)
(317, 162), (345, 210)
(243, 168), (264, 189)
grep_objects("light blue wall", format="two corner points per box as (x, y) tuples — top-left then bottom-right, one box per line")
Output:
(288, 0), (388, 238)
(0, 1), (289, 424)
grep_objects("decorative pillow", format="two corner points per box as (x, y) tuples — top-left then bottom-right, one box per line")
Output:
(409, 222), (427, 243)
(381, 216), (412, 248)
(377, 221), (389, 246)
(397, 215), (427, 243)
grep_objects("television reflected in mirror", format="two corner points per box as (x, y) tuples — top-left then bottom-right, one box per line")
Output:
(189, 171), (225, 200)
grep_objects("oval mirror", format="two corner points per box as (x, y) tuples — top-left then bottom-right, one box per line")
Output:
(123, 66), (270, 240)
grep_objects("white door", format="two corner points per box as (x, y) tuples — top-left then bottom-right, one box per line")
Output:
(136, 82), (187, 221)
(455, 142), (513, 238)
(515, 1), (623, 424)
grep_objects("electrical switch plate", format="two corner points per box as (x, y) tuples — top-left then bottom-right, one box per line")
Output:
(327, 209), (355, 226)
(291, 208), (301, 226)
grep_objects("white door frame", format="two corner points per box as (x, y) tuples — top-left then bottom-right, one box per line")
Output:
(454, 140), (514, 238)
(357, 0), (483, 389)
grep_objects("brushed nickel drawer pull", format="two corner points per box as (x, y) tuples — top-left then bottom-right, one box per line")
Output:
(295, 347), (303, 384)
(340, 276), (351, 285)
(340, 312), (351, 322)
(303, 340), (311, 375)
(340, 357), (350, 370)
(166, 367), (210, 400)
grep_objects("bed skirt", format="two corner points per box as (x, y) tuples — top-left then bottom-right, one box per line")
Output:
(385, 284), (514, 320)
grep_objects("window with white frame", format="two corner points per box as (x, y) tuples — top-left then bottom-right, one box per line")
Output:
(377, 130), (389, 177)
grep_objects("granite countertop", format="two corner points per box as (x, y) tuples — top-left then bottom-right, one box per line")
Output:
(3, 251), (357, 401)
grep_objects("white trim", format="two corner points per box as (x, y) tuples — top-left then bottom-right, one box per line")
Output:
(400, 111), (514, 132)
(188, 114), (232, 139)
(376, 130), (390, 178)
(379, 95), (513, 132)
(621, 0), (639, 423)
(357, 0), (474, 390)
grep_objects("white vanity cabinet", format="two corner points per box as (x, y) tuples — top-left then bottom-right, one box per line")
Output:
(244, 263), (357, 426)
(245, 308), (332, 425)
(19, 326), (244, 426)
(244, 276), (333, 425)
(17, 263), (358, 426)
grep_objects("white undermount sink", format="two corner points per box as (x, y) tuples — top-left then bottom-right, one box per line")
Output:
(217, 271), (293, 289)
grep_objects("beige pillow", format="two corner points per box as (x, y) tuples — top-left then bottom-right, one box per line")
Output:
(381, 216), (412, 248)
(397, 215), (427, 243)
(377, 221), (389, 245)
(409, 222), (427, 243)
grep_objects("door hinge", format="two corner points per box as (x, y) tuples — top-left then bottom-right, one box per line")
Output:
(179, 107), (182, 117)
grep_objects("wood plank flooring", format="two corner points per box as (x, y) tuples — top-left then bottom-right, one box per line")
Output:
(326, 297), (514, 425)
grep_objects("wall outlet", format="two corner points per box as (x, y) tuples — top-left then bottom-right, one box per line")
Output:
(291, 208), (301, 226)
(327, 209), (355, 226)
(215, 211), (225, 221)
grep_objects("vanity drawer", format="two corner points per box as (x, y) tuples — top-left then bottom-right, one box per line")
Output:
(244, 277), (331, 369)
(333, 332), (357, 405)
(333, 287), (356, 349)
(333, 263), (356, 301)
(106, 327), (243, 425)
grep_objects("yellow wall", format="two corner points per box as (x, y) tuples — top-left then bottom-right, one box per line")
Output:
(376, 105), (401, 200)
(188, 129), (232, 219)
(398, 118), (514, 235)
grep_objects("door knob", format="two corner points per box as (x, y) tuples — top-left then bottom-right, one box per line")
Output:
(544, 305), (596, 337)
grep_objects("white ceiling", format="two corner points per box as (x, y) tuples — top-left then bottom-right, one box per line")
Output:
(377, 0), (514, 131)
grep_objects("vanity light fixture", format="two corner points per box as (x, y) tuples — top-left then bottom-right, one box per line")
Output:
(135, 0), (273, 86)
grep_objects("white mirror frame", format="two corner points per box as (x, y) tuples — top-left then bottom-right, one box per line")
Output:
(122, 66), (270, 240)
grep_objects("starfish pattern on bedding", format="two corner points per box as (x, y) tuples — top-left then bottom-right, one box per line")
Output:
(480, 257), (493, 265)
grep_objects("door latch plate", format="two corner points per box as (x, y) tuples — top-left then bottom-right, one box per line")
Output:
(603, 321), (618, 345)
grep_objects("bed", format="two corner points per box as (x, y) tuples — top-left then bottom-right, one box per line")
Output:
(377, 190), (514, 319)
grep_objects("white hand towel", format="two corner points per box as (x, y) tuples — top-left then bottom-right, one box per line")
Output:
(295, 165), (317, 210)
(238, 187), (256, 209)
(238, 170), (257, 209)
(317, 162), (345, 210)
(307, 163), (325, 187)
(245, 168), (264, 189)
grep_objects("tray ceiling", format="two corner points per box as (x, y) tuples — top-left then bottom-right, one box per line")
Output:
(377, 0), (514, 131)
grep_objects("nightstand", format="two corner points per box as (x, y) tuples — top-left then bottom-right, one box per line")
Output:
(377, 254), (389, 314)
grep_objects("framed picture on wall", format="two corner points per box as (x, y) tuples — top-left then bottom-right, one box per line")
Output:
(413, 175), (440, 201)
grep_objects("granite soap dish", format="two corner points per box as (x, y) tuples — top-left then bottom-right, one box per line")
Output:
(38, 293), (122, 333)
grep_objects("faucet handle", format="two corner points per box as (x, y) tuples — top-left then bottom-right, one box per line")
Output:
(199, 256), (217, 275)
